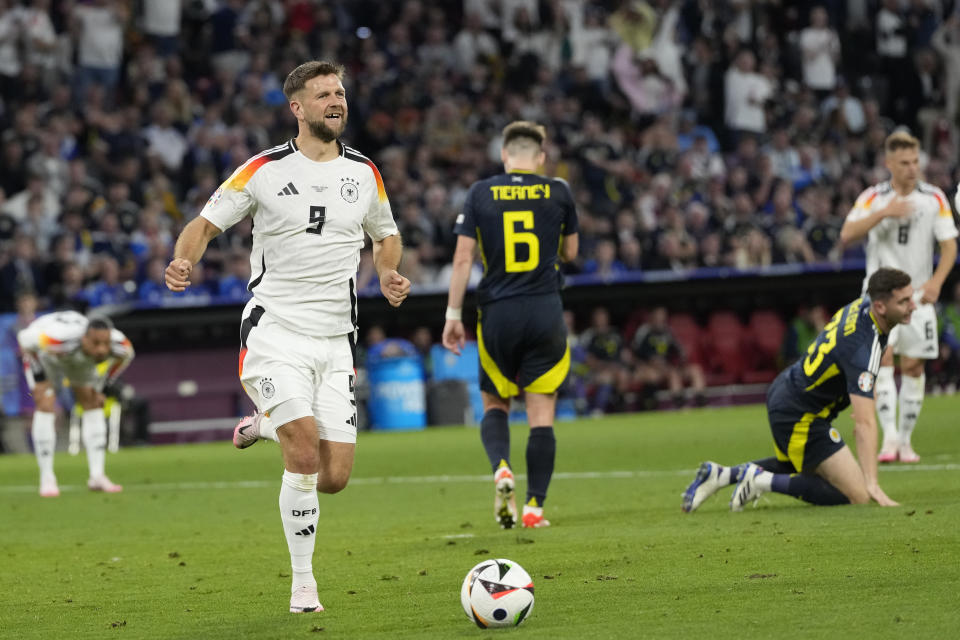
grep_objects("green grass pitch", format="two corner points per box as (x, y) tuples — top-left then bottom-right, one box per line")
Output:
(1, 397), (958, 639)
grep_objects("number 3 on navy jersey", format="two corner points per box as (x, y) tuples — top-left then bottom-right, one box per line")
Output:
(306, 205), (325, 235)
(504, 210), (539, 272)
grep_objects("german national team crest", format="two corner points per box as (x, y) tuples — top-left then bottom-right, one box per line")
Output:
(340, 177), (359, 203)
(261, 377), (275, 400)
(829, 428), (841, 443)
(857, 372), (874, 392)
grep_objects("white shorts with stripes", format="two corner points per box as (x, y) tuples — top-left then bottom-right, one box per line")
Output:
(239, 305), (357, 444)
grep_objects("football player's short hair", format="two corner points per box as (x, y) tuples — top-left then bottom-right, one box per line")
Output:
(884, 130), (919, 154)
(867, 267), (912, 301)
(502, 121), (547, 153)
(86, 316), (114, 332)
(283, 61), (345, 100)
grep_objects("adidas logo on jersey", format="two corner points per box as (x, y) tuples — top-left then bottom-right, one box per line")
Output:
(277, 182), (300, 196)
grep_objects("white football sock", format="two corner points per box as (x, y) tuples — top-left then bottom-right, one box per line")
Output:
(754, 469), (774, 492)
(81, 408), (107, 479)
(280, 470), (319, 591)
(874, 366), (898, 446)
(898, 374), (925, 446)
(31, 411), (57, 479)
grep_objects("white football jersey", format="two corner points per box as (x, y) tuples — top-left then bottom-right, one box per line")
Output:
(848, 180), (958, 292)
(17, 311), (134, 380)
(201, 140), (398, 337)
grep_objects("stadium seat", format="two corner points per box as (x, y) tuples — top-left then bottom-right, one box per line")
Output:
(704, 311), (747, 384)
(745, 309), (787, 382)
(666, 312), (704, 365)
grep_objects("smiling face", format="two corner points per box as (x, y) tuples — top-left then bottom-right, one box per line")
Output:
(290, 74), (348, 143)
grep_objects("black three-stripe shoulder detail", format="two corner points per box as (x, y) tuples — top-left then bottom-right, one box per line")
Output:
(258, 140), (297, 161)
(342, 145), (372, 165)
(247, 253), (266, 292)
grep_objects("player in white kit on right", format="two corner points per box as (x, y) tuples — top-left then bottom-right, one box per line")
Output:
(165, 61), (410, 614)
(841, 131), (958, 463)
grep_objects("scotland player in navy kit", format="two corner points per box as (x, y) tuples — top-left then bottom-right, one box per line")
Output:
(683, 268), (915, 512)
(442, 121), (579, 529)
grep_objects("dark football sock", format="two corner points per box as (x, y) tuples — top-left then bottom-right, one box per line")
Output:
(525, 427), (556, 507)
(480, 409), (510, 472)
(752, 456), (797, 475)
(770, 473), (850, 505)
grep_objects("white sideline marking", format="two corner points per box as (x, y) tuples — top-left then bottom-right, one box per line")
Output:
(1, 464), (956, 494)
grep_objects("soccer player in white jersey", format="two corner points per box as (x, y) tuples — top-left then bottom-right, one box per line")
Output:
(840, 130), (958, 463)
(164, 61), (410, 614)
(17, 312), (134, 496)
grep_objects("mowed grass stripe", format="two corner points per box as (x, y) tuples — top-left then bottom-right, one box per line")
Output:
(1, 463), (957, 494)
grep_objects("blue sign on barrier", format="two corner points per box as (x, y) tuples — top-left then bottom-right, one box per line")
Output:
(367, 355), (426, 430)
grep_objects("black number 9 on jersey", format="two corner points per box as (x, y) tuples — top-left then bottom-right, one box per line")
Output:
(306, 205), (325, 235)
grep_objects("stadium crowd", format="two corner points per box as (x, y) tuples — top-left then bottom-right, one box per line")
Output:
(0, 0), (957, 310)
(1, 1), (959, 332)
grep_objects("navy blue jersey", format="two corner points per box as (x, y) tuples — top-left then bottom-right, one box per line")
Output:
(778, 296), (888, 419)
(454, 171), (579, 306)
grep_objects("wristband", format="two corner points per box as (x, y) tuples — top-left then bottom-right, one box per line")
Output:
(445, 306), (462, 321)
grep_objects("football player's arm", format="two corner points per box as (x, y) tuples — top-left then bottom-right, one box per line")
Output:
(839, 197), (910, 247)
(849, 394), (899, 506)
(560, 232), (579, 263)
(166, 217), (222, 291)
(442, 234), (476, 355)
(921, 238), (957, 304)
(373, 234), (410, 308)
(105, 334), (135, 388)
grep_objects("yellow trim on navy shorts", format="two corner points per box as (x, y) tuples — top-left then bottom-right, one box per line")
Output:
(524, 344), (570, 394)
(477, 323), (519, 398)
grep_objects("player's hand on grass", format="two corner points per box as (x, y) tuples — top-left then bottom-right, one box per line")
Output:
(165, 258), (193, 291)
(442, 320), (465, 356)
(867, 484), (899, 507)
(380, 270), (410, 307)
(882, 197), (911, 220)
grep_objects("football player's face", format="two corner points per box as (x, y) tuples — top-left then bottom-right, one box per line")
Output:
(880, 285), (916, 327)
(885, 147), (918, 187)
(81, 328), (112, 363)
(295, 74), (347, 142)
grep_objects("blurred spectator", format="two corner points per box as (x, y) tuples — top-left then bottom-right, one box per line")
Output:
(724, 50), (772, 146)
(801, 188), (842, 261)
(137, 256), (170, 306)
(2, 173), (61, 224)
(0, 234), (46, 311)
(453, 12), (500, 74)
(0, 0), (22, 103)
(932, 281), (960, 392)
(143, 102), (189, 174)
(932, 15), (960, 125)
(142, 0), (182, 58)
(218, 250), (252, 302)
(581, 237), (627, 279)
(72, 0), (129, 105)
(562, 309), (590, 415)
(579, 306), (627, 415)
(626, 306), (705, 409)
(800, 6), (841, 96)
(780, 304), (827, 368)
(81, 254), (131, 307)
